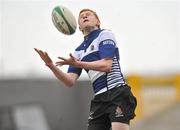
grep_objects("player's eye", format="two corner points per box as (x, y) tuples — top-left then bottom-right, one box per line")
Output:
(86, 12), (91, 17)
(79, 12), (92, 19)
(80, 15), (83, 19)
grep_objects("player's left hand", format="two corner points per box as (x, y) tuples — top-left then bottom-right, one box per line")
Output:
(55, 53), (79, 67)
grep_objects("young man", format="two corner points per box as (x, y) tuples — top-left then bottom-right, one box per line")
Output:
(35, 9), (137, 130)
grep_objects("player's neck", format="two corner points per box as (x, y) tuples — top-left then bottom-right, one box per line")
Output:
(83, 26), (99, 36)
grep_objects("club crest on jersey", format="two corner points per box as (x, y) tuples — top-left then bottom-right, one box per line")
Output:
(90, 45), (94, 51)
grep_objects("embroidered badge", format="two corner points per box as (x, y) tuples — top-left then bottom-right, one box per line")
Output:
(115, 106), (124, 117)
(90, 45), (94, 51)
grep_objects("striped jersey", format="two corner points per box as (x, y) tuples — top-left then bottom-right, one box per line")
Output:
(68, 29), (126, 95)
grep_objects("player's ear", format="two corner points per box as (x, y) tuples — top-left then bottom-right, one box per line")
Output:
(96, 20), (100, 28)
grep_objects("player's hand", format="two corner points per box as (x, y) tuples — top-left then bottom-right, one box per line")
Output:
(55, 53), (79, 67)
(34, 48), (53, 66)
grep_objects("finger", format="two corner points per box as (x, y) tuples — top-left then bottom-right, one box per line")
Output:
(39, 50), (44, 54)
(55, 62), (64, 67)
(34, 48), (39, 51)
(69, 53), (77, 61)
(69, 53), (74, 59)
(45, 52), (48, 56)
(56, 64), (63, 67)
(34, 48), (42, 53)
(34, 48), (43, 56)
(44, 52), (50, 60)
(43, 51), (47, 55)
(58, 57), (67, 61)
(34, 49), (47, 61)
(39, 50), (46, 56)
(34, 48), (38, 51)
(34, 48), (40, 53)
(55, 61), (64, 65)
(56, 60), (68, 65)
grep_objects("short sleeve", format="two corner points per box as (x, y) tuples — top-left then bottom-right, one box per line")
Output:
(67, 65), (82, 76)
(99, 30), (116, 59)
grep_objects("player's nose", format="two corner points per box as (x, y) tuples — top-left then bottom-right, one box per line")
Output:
(82, 15), (88, 19)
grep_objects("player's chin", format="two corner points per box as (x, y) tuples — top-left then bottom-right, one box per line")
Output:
(84, 25), (95, 30)
(82, 22), (92, 27)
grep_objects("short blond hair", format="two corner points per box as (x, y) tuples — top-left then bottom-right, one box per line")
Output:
(78, 9), (100, 28)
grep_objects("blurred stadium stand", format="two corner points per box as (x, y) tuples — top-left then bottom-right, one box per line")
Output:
(0, 79), (93, 130)
(132, 103), (180, 130)
(128, 74), (180, 130)
(0, 74), (180, 130)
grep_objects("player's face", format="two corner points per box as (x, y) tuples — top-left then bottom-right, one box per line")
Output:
(78, 11), (100, 31)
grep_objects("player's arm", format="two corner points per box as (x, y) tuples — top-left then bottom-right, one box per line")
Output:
(75, 58), (112, 72)
(56, 53), (112, 72)
(47, 64), (79, 87)
(34, 48), (78, 87)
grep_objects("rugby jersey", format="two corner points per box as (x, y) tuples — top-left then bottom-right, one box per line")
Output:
(68, 29), (126, 95)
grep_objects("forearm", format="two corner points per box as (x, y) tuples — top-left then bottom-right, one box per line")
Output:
(76, 59), (112, 72)
(47, 64), (75, 87)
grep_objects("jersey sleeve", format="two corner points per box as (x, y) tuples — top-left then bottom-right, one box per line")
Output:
(67, 51), (82, 76)
(67, 65), (82, 76)
(98, 30), (116, 59)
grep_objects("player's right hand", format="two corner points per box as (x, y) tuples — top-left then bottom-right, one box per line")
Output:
(34, 48), (53, 66)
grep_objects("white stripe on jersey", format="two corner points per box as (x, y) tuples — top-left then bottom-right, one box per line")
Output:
(106, 57), (125, 91)
(88, 70), (105, 83)
(95, 87), (108, 95)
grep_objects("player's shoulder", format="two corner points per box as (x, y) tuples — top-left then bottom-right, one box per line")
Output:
(100, 29), (114, 34)
(99, 29), (115, 37)
(99, 29), (116, 41)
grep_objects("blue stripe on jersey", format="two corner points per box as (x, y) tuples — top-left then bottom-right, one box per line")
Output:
(114, 48), (120, 60)
(93, 74), (107, 93)
(99, 39), (115, 59)
(67, 66), (82, 76)
(81, 51), (100, 62)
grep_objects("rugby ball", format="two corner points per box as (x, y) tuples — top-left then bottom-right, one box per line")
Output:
(52, 6), (77, 35)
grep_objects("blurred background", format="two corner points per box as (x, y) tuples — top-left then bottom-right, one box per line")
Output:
(0, 0), (180, 130)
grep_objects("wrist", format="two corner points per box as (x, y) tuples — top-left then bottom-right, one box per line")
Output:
(75, 60), (82, 68)
(46, 63), (55, 68)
